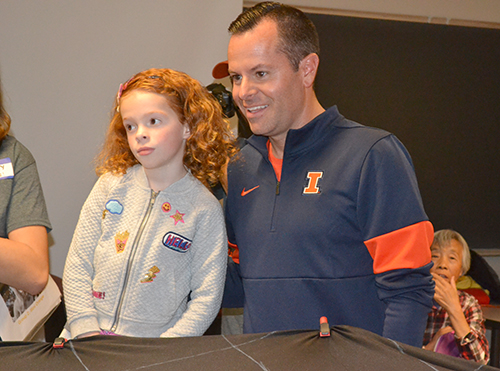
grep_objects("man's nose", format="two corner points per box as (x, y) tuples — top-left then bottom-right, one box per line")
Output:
(237, 78), (256, 101)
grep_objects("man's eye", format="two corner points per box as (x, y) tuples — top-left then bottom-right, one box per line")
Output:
(256, 71), (267, 78)
(230, 75), (242, 84)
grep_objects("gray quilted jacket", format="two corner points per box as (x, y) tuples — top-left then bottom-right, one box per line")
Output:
(63, 165), (227, 338)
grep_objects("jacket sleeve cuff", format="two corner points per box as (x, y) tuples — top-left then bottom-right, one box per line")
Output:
(69, 315), (100, 338)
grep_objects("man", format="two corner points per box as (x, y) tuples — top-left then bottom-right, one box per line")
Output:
(221, 2), (434, 347)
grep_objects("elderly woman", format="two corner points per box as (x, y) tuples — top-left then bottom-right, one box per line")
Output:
(423, 229), (489, 364)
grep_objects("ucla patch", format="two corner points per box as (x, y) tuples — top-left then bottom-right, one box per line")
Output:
(115, 230), (130, 253)
(0, 158), (14, 180)
(163, 232), (192, 253)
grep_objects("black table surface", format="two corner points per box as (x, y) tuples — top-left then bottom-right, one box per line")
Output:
(0, 325), (495, 371)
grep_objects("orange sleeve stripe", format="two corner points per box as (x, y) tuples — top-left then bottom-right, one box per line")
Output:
(228, 241), (239, 264)
(364, 221), (434, 274)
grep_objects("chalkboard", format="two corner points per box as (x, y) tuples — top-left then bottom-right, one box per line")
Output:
(308, 13), (500, 249)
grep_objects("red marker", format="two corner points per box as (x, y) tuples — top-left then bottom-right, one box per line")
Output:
(53, 337), (67, 349)
(320, 316), (330, 337)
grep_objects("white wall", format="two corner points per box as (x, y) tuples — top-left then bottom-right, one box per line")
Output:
(2, 0), (498, 280)
(0, 0), (242, 277)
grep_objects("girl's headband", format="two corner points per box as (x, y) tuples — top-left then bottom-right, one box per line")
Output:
(116, 75), (162, 112)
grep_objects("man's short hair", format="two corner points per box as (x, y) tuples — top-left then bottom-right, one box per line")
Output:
(228, 2), (320, 71)
(432, 229), (471, 275)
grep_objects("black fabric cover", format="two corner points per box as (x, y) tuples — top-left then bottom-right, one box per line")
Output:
(468, 250), (500, 304)
(0, 325), (494, 370)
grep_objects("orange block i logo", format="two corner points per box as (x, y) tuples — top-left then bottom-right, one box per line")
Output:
(303, 171), (323, 194)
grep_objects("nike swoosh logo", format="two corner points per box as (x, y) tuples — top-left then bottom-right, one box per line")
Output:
(241, 185), (260, 197)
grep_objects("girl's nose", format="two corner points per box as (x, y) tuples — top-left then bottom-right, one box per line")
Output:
(136, 126), (148, 141)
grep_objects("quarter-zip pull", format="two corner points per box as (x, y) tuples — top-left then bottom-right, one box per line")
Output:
(276, 181), (280, 195)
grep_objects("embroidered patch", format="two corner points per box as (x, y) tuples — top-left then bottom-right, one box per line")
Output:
(92, 290), (105, 299)
(161, 202), (171, 213)
(163, 232), (192, 253)
(106, 200), (124, 214)
(114, 230), (130, 253)
(170, 210), (185, 225)
(103, 200), (124, 219)
(303, 171), (323, 194)
(141, 266), (160, 283)
(0, 158), (14, 180)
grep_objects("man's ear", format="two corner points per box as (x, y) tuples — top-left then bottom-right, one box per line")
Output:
(300, 53), (320, 89)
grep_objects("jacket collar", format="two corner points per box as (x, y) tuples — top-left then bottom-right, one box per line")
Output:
(129, 165), (198, 194)
(246, 106), (344, 159)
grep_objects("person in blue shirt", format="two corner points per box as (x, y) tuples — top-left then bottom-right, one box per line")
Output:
(221, 1), (435, 347)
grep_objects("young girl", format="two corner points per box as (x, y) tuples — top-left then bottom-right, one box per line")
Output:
(63, 68), (237, 338)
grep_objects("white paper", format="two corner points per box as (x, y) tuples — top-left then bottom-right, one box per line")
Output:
(0, 276), (62, 341)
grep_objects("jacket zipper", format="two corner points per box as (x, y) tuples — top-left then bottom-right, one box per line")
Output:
(269, 165), (281, 231)
(270, 180), (280, 232)
(110, 189), (158, 332)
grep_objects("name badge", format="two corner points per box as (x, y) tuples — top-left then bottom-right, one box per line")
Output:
(0, 158), (14, 180)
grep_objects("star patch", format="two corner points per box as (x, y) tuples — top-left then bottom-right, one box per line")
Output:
(114, 230), (130, 253)
(141, 266), (160, 283)
(170, 210), (185, 225)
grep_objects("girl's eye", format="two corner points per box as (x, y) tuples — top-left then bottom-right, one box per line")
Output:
(150, 118), (161, 125)
(124, 123), (136, 131)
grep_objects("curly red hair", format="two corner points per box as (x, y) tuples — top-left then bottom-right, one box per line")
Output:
(96, 68), (238, 189)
